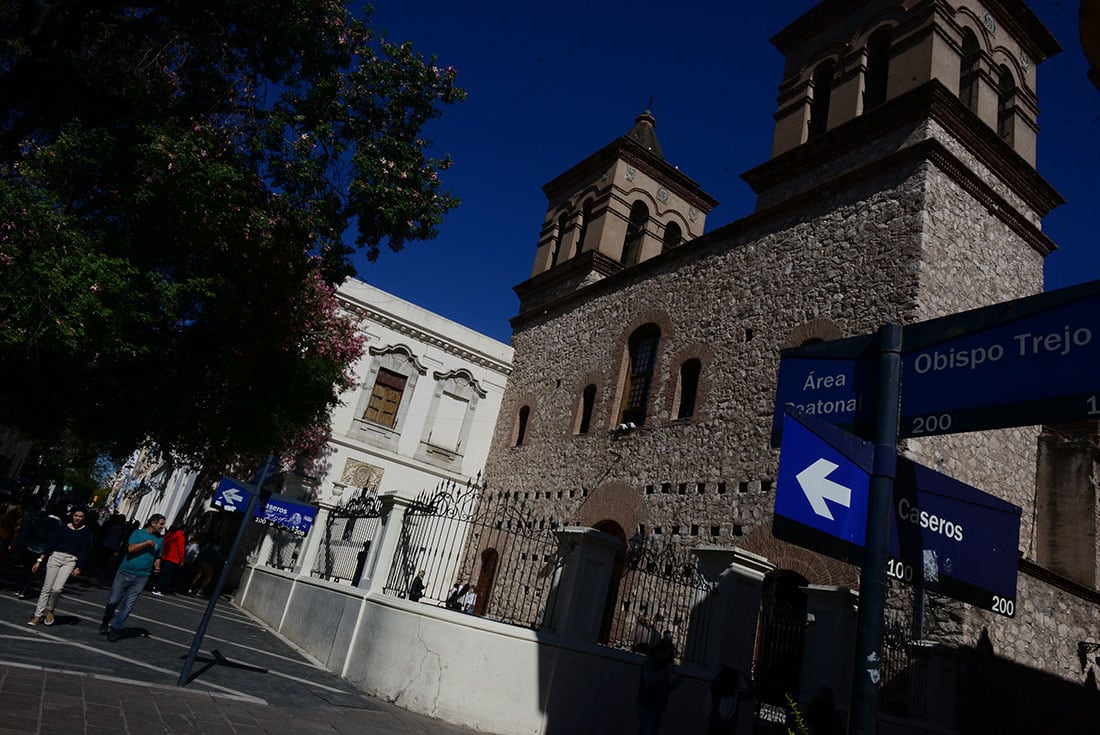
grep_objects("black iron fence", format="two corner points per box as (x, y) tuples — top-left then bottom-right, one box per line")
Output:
(878, 615), (931, 718)
(384, 478), (566, 628)
(601, 534), (717, 664)
(263, 527), (304, 571)
(310, 492), (383, 585)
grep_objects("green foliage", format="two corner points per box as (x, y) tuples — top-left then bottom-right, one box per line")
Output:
(0, 2), (464, 466)
(785, 693), (809, 735)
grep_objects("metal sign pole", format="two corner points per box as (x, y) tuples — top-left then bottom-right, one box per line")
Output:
(178, 455), (277, 686)
(848, 324), (902, 734)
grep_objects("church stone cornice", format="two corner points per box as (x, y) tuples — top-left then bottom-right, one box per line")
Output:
(742, 81), (1064, 220)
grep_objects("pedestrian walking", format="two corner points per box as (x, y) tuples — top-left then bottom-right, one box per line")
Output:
(704, 665), (755, 735)
(636, 638), (684, 735)
(10, 502), (63, 598)
(462, 584), (477, 614)
(100, 514), (165, 642)
(28, 507), (93, 626)
(92, 512), (127, 582)
(153, 524), (187, 595)
(188, 537), (222, 596)
(408, 569), (426, 602)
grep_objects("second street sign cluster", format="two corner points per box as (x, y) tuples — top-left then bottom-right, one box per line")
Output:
(770, 279), (1100, 617)
(774, 410), (1022, 617)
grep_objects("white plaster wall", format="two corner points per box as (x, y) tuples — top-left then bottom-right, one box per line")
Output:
(238, 566), (711, 735)
(314, 279), (513, 505)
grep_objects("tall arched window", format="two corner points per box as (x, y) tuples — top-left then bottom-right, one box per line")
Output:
(808, 61), (834, 139)
(577, 384), (597, 434)
(997, 65), (1015, 145)
(620, 324), (660, 426)
(515, 405), (530, 446)
(576, 200), (593, 258)
(676, 359), (701, 419)
(863, 28), (891, 111)
(622, 201), (648, 267)
(959, 30), (980, 114)
(661, 222), (683, 252)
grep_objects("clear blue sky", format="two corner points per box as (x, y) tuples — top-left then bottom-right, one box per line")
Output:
(353, 1), (1099, 344)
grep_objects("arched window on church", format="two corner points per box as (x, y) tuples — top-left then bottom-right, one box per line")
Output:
(577, 384), (597, 434)
(551, 212), (568, 268)
(619, 324), (660, 426)
(622, 201), (648, 267)
(997, 65), (1015, 145)
(808, 60), (834, 139)
(661, 222), (683, 253)
(576, 200), (593, 258)
(959, 29), (980, 114)
(863, 27), (891, 111)
(676, 359), (701, 420)
(515, 405), (530, 446)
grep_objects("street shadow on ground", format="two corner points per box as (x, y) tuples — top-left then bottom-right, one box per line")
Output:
(180, 648), (268, 685)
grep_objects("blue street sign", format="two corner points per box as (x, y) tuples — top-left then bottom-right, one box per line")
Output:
(774, 409), (875, 564)
(254, 495), (316, 537)
(771, 333), (878, 447)
(889, 459), (1021, 616)
(901, 279), (1100, 438)
(775, 410), (1021, 616)
(213, 476), (252, 512)
(212, 476), (316, 537)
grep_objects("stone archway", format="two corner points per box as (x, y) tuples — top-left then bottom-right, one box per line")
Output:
(592, 519), (627, 645)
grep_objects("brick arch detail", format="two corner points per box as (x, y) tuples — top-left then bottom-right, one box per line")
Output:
(606, 310), (674, 430)
(781, 317), (846, 350)
(660, 342), (716, 425)
(576, 482), (644, 537)
(738, 525), (860, 589)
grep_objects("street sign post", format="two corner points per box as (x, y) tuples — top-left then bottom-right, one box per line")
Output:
(774, 409), (875, 564)
(771, 333), (877, 447)
(889, 458), (1021, 617)
(774, 409), (1021, 617)
(901, 279), (1100, 437)
(212, 475), (316, 537)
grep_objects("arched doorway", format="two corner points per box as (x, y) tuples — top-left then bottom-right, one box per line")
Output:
(593, 520), (627, 644)
(755, 569), (809, 708)
(474, 548), (498, 616)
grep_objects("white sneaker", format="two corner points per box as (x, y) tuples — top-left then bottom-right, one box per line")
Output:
(151, 590), (163, 597)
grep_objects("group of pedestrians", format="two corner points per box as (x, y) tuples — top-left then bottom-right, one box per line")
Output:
(4, 492), (227, 643)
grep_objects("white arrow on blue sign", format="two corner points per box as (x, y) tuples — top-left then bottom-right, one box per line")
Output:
(212, 476), (253, 512)
(774, 408), (1021, 617)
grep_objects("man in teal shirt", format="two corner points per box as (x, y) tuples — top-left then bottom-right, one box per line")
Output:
(100, 514), (165, 642)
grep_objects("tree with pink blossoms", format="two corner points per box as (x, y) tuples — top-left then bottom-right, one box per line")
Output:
(0, 2), (463, 475)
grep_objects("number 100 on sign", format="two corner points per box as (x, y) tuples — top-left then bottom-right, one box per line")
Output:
(886, 557), (1016, 618)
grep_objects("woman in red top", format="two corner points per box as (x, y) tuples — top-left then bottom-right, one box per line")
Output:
(152, 524), (187, 595)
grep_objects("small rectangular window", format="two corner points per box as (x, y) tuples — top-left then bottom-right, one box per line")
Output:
(364, 369), (407, 428)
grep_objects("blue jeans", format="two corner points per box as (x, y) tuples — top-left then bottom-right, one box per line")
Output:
(103, 569), (149, 632)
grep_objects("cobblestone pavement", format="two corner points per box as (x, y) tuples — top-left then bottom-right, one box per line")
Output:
(0, 559), (484, 734)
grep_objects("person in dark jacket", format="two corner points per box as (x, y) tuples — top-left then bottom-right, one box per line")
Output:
(636, 638), (684, 734)
(28, 507), (93, 625)
(10, 503), (63, 598)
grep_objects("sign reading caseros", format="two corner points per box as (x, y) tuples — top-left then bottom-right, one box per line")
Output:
(254, 495), (316, 537)
(901, 280), (1100, 438)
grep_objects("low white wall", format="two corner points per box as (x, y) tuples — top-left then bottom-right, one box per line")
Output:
(237, 566), (710, 735)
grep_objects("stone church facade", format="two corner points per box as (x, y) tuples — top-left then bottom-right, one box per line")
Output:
(481, 0), (1099, 729)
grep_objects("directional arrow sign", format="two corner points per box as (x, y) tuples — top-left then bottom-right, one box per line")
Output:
(774, 408), (874, 565)
(900, 279), (1100, 437)
(796, 459), (852, 521)
(213, 476), (253, 512)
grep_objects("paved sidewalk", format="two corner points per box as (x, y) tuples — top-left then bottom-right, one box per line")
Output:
(0, 563), (484, 734)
